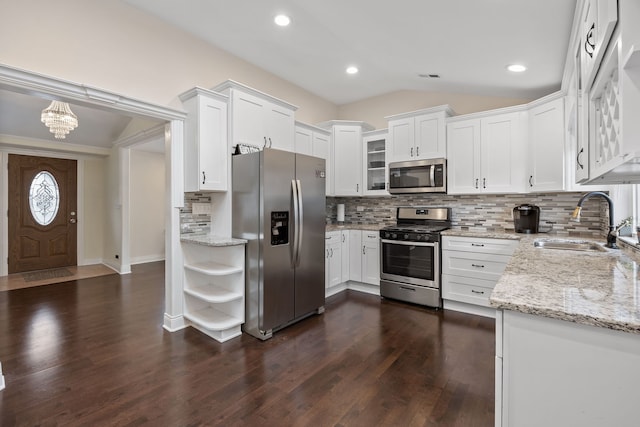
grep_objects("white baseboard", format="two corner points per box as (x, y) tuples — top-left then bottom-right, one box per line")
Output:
(163, 313), (187, 332)
(131, 254), (165, 265)
(443, 299), (496, 318)
(79, 258), (103, 266)
(325, 282), (348, 298)
(346, 281), (380, 296)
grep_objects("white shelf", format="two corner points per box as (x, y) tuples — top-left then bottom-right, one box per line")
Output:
(184, 307), (243, 331)
(367, 167), (385, 171)
(184, 261), (243, 276)
(184, 286), (243, 303)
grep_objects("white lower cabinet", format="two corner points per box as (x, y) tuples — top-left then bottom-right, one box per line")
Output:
(326, 229), (380, 297)
(496, 310), (640, 427)
(182, 241), (245, 342)
(325, 231), (345, 297)
(441, 235), (518, 317)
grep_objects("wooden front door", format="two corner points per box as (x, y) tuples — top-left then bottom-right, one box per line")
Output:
(8, 155), (77, 273)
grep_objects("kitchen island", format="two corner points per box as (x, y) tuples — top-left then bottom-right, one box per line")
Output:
(490, 234), (640, 427)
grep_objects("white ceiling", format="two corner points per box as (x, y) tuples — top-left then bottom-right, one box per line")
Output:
(123, 0), (577, 104)
(0, 1), (577, 151)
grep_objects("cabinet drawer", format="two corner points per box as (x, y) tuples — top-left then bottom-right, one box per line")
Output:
(442, 274), (495, 307)
(442, 250), (511, 281)
(362, 232), (380, 246)
(442, 236), (518, 255)
(325, 232), (341, 244)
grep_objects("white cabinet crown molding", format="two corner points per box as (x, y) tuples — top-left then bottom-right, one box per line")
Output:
(384, 104), (455, 121)
(294, 120), (331, 136)
(211, 79), (298, 111)
(316, 120), (375, 132)
(178, 86), (229, 104)
(363, 128), (388, 138)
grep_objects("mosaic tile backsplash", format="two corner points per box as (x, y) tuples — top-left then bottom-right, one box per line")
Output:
(181, 192), (212, 235)
(326, 192), (608, 237)
(183, 191), (608, 238)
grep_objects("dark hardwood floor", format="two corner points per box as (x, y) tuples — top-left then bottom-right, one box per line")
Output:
(0, 261), (495, 426)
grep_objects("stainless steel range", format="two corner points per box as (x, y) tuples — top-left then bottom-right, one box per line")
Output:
(379, 207), (451, 308)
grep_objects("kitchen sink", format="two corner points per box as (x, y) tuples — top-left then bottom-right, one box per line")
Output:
(533, 239), (607, 252)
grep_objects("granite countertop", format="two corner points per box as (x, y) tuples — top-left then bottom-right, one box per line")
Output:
(181, 234), (247, 247)
(490, 234), (640, 334)
(326, 223), (384, 232)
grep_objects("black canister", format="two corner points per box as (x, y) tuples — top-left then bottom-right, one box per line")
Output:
(513, 204), (540, 234)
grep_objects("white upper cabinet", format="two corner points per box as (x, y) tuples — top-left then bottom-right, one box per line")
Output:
(294, 122), (331, 158)
(179, 87), (229, 192)
(362, 129), (388, 196)
(527, 96), (565, 192)
(580, 0), (618, 90)
(317, 121), (374, 197)
(295, 122), (331, 195)
(386, 106), (454, 163)
(447, 111), (525, 194)
(213, 80), (296, 152)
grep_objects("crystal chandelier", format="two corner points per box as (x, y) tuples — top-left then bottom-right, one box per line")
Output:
(41, 101), (78, 139)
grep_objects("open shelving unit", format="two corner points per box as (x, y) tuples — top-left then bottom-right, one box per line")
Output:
(182, 240), (245, 342)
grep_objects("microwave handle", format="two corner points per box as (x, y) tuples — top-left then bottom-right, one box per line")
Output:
(430, 164), (436, 186)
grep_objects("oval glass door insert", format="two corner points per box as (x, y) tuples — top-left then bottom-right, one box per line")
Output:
(29, 171), (60, 226)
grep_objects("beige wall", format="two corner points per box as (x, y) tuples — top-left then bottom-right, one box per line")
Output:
(337, 90), (533, 129)
(130, 149), (165, 264)
(82, 157), (106, 264)
(1, 0), (338, 125)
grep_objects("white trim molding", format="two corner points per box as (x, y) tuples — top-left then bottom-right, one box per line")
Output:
(0, 64), (186, 121)
(163, 313), (187, 332)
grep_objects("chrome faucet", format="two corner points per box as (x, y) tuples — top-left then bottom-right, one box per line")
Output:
(570, 191), (619, 249)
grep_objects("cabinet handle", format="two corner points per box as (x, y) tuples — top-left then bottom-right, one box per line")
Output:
(263, 136), (268, 149)
(483, 178), (486, 189)
(362, 246), (366, 255)
(471, 289), (485, 295)
(529, 175), (533, 187)
(577, 148), (584, 170)
(585, 22), (595, 58)
(368, 234), (376, 238)
(330, 248), (333, 257)
(269, 137), (273, 148)
(342, 234), (345, 243)
(416, 146), (419, 157)
(410, 147), (413, 157)
(325, 236), (331, 240)
(356, 183), (359, 192)
(326, 249), (329, 258)
(471, 264), (485, 268)
(471, 243), (484, 247)
(475, 178), (479, 189)
(202, 171), (206, 184)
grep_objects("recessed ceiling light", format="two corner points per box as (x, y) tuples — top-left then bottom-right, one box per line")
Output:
(507, 64), (527, 72)
(346, 66), (359, 75)
(274, 14), (291, 27)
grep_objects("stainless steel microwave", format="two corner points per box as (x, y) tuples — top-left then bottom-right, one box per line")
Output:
(388, 158), (447, 194)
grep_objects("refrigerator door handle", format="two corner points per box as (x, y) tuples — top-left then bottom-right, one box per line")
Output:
(291, 179), (300, 267)
(296, 179), (303, 266)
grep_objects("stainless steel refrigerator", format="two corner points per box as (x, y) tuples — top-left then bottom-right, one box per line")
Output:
(232, 148), (326, 340)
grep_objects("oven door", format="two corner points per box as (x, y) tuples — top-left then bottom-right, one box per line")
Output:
(380, 239), (440, 288)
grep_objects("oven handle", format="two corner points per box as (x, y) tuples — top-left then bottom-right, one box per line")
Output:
(381, 239), (437, 248)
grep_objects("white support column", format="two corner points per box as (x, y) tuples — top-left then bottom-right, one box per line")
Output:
(163, 120), (187, 331)
(119, 147), (131, 274)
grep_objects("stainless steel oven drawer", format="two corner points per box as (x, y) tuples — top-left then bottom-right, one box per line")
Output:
(380, 279), (441, 308)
